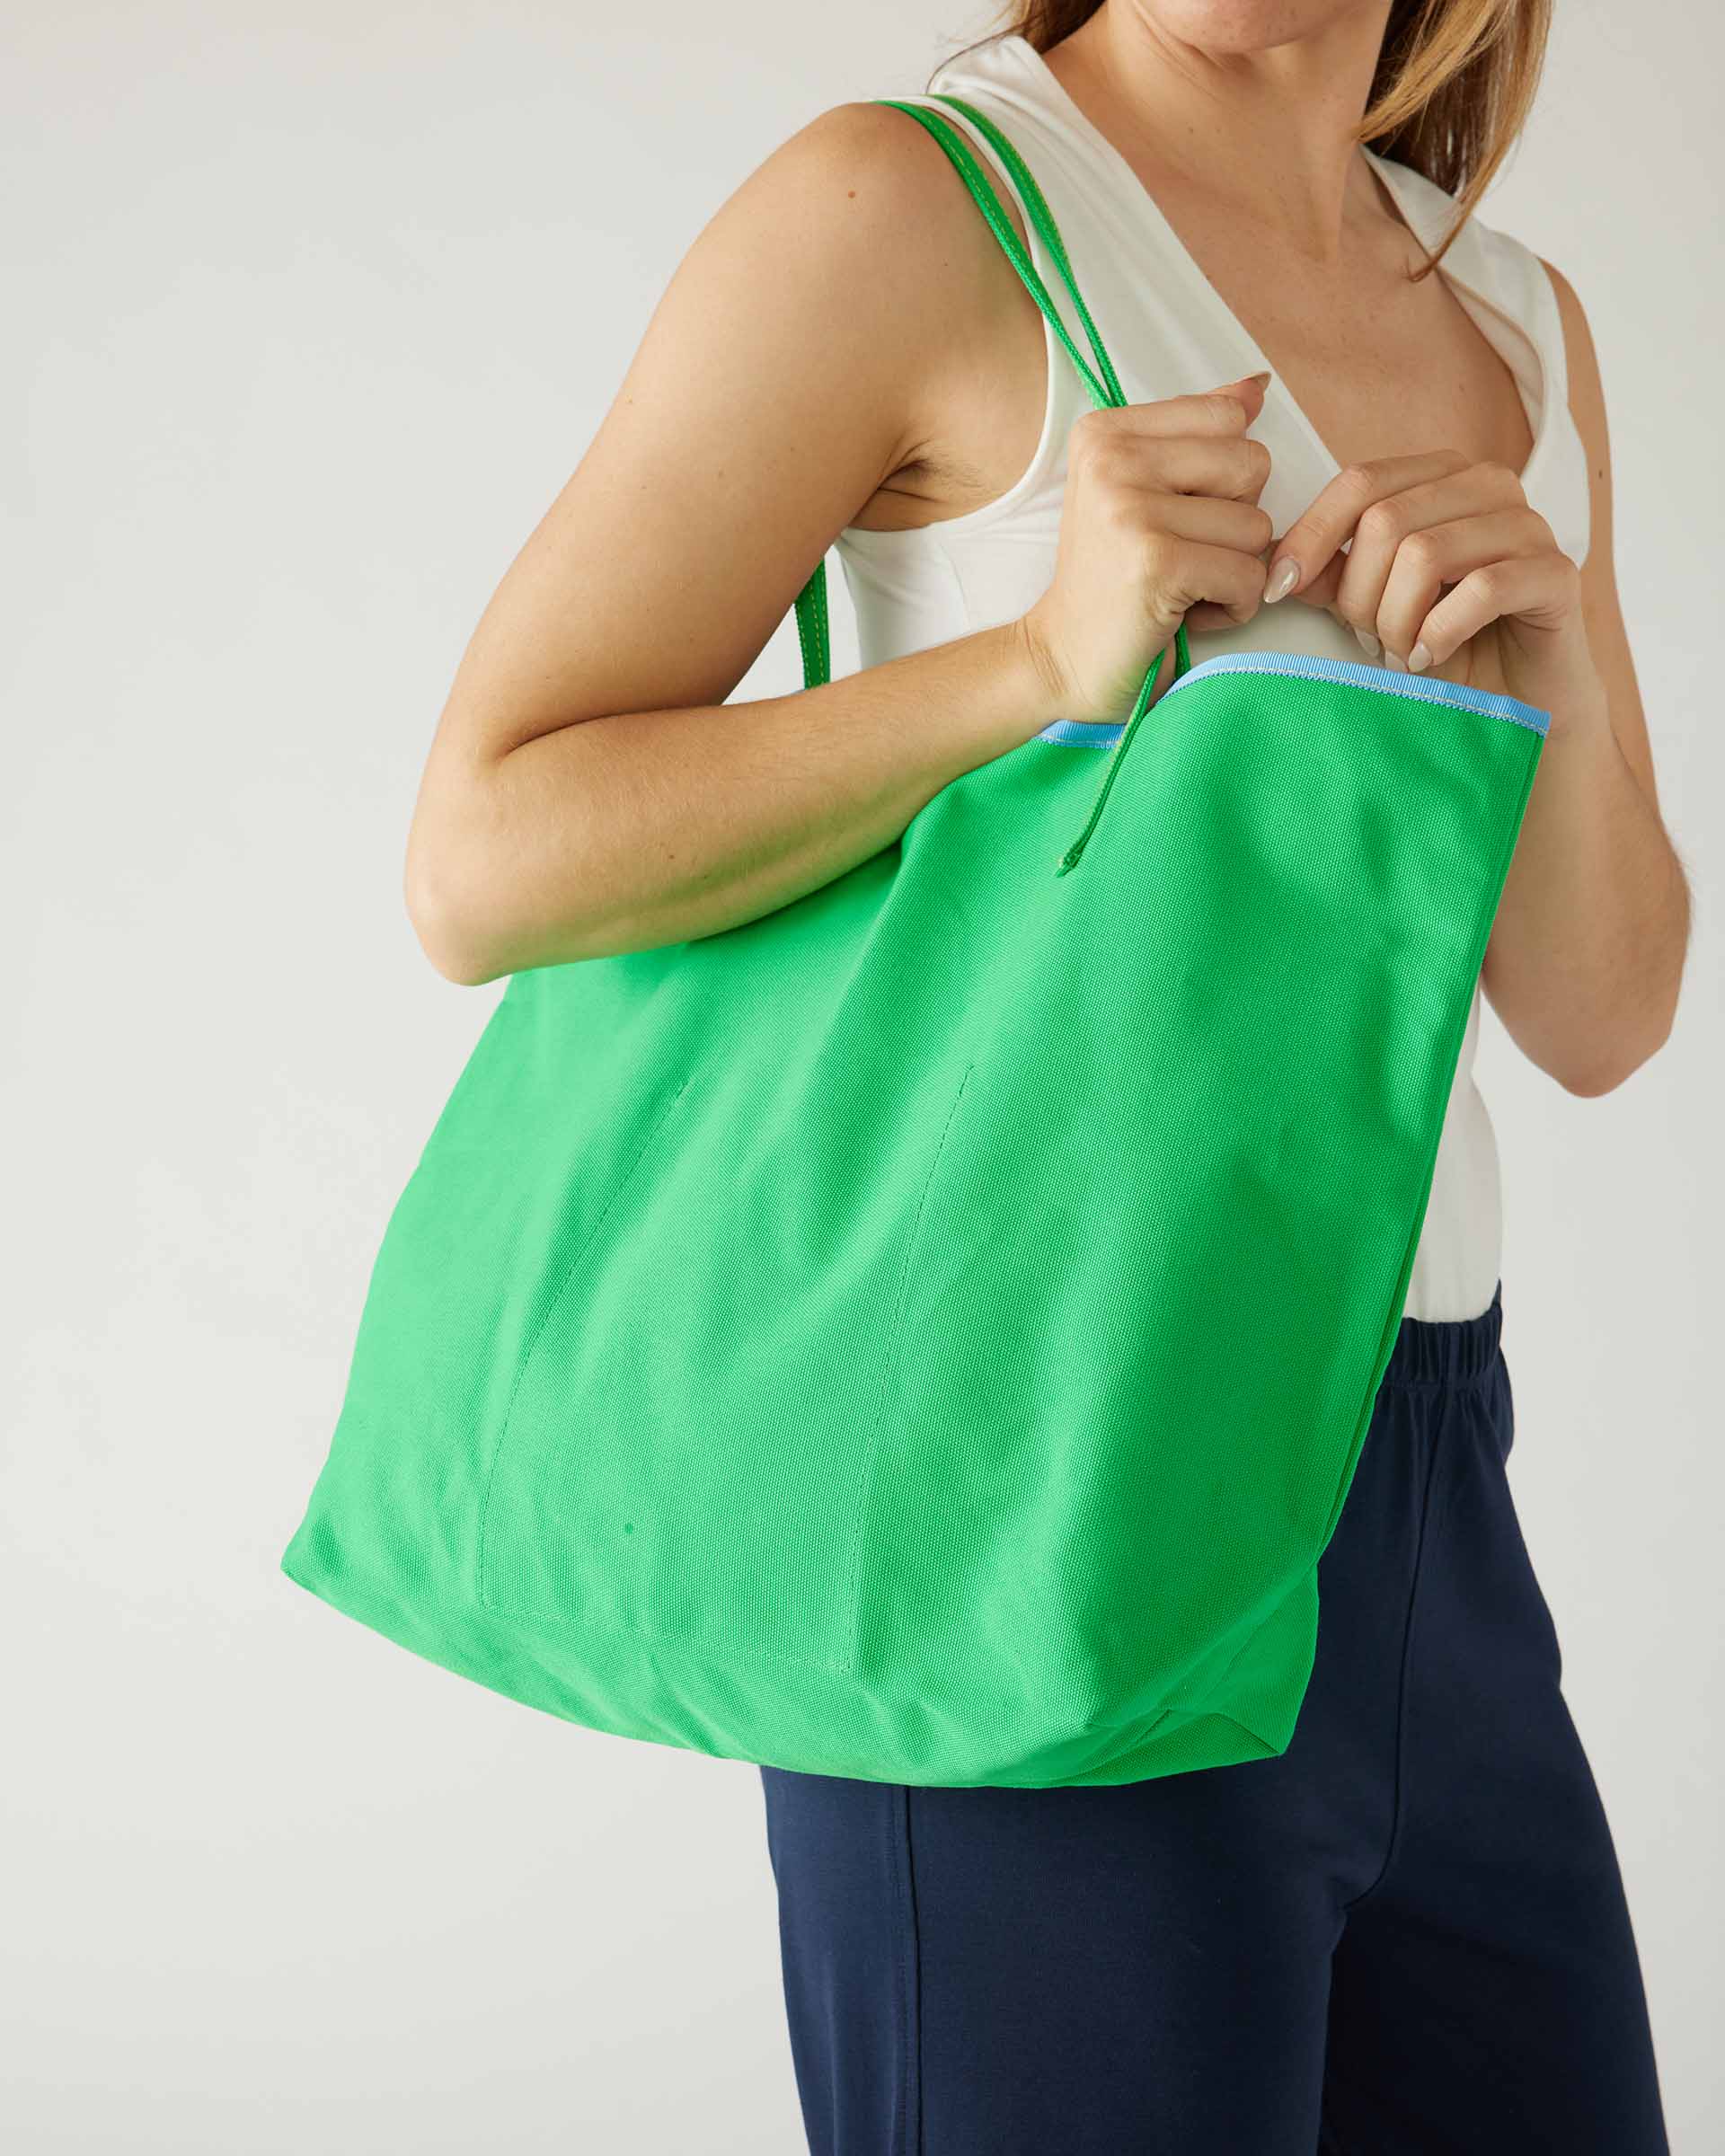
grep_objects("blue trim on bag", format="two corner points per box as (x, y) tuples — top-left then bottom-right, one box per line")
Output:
(1165, 652), (1552, 733)
(1037, 716), (1128, 746)
(1034, 649), (1550, 745)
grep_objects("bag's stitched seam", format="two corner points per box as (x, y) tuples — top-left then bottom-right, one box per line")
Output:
(840, 1064), (975, 1673)
(795, 573), (820, 686)
(473, 1074), (693, 1604)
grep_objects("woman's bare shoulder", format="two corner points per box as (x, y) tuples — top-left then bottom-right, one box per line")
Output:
(726, 99), (1028, 349)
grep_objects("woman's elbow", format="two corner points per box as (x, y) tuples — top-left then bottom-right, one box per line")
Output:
(405, 883), (500, 986)
(1553, 1005), (1677, 1099)
(403, 832), (509, 987)
(402, 793), (620, 983)
(1557, 1055), (1635, 1100)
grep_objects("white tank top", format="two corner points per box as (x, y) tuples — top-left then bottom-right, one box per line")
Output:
(837, 31), (1592, 1324)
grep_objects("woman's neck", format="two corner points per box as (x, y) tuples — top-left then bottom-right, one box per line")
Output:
(1041, 4), (1394, 270)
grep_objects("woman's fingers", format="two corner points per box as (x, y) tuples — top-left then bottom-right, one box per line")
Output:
(1262, 451), (1468, 605)
(1069, 394), (1272, 502)
(1410, 551), (1582, 672)
(1163, 537), (1279, 625)
(1151, 490), (1278, 547)
(1362, 507), (1552, 663)
(1265, 455), (1570, 667)
(1081, 377), (1269, 443)
(1304, 463), (1521, 608)
(1088, 429), (1274, 504)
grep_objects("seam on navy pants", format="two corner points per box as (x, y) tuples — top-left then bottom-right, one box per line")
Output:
(1340, 1393), (1455, 1915)
(888, 1783), (924, 2156)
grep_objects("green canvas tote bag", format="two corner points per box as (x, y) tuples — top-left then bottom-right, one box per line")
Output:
(280, 97), (1549, 1789)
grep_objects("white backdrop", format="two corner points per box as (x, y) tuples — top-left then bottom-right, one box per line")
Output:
(4, 3), (1720, 2148)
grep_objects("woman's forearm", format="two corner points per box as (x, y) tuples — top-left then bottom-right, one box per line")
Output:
(1483, 687), (1691, 1096)
(405, 617), (1066, 984)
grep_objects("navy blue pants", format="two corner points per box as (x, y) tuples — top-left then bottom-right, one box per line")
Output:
(759, 1289), (1668, 2152)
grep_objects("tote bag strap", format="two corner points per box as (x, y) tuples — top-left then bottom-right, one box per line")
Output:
(786, 95), (1190, 872)
(926, 93), (1128, 408)
(786, 96), (1121, 693)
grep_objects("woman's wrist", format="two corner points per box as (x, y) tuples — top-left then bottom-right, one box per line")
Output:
(1000, 612), (1074, 729)
(947, 616), (1072, 758)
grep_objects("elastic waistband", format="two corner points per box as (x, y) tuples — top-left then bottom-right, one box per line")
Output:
(1379, 1282), (1504, 1387)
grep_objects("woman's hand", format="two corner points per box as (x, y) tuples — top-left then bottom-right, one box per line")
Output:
(1018, 375), (1276, 721)
(1261, 451), (1606, 733)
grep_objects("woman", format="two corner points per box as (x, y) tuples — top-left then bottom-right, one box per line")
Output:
(403, 3), (1688, 2148)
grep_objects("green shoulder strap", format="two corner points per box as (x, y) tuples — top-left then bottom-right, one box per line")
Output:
(789, 95), (1190, 873)
(929, 93), (1128, 409)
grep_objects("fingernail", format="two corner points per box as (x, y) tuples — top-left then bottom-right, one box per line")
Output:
(1354, 627), (1380, 659)
(1408, 641), (1432, 673)
(1264, 557), (1299, 604)
(1384, 649), (1408, 672)
(1243, 369), (1271, 388)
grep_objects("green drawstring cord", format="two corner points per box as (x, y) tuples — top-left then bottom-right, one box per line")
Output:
(871, 97), (1195, 877)
(1053, 620), (1192, 876)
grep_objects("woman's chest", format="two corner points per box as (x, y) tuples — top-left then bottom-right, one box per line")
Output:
(1193, 232), (1539, 489)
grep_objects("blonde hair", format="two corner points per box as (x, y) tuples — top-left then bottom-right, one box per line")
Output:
(984, 0), (1552, 276)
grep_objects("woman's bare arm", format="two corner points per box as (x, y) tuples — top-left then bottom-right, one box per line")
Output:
(402, 103), (1060, 984)
(1477, 261), (1690, 1095)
